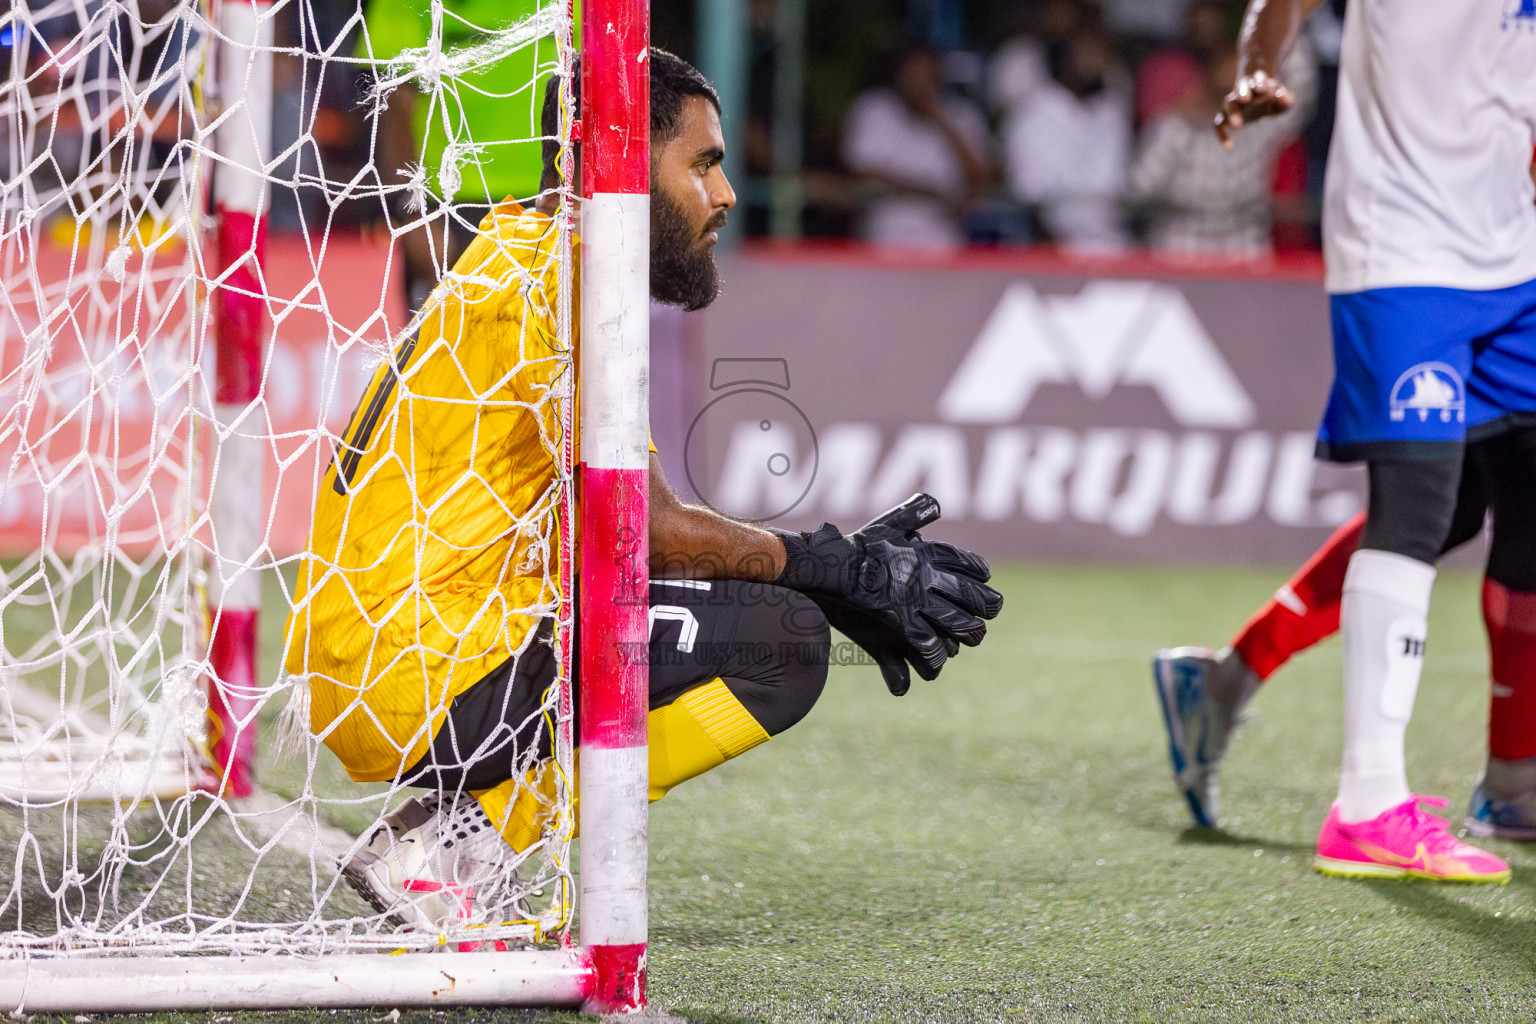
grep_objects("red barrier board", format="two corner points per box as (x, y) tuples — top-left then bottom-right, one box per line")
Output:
(0, 232), (405, 559)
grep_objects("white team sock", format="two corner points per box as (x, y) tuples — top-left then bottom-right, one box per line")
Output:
(1337, 549), (1437, 823)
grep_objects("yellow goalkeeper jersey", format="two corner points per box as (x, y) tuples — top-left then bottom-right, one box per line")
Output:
(285, 203), (573, 782)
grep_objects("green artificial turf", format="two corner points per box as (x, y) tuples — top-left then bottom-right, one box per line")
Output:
(643, 564), (1536, 1023)
(12, 564), (1536, 1023)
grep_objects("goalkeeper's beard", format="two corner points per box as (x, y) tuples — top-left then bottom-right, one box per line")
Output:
(651, 188), (723, 311)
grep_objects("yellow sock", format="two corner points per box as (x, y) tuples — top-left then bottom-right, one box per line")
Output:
(478, 678), (770, 851)
(648, 677), (770, 799)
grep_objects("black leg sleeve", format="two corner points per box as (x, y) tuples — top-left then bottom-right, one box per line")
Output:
(1439, 448), (1490, 556)
(1477, 427), (1536, 592)
(1359, 455), (1465, 565)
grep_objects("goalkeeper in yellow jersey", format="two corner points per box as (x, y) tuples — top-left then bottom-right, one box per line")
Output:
(283, 50), (1002, 944)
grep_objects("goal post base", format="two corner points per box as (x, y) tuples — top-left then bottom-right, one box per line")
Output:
(584, 941), (648, 1013)
(0, 950), (595, 1013)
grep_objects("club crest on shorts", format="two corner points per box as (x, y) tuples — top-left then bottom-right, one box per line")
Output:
(1388, 362), (1465, 423)
(1503, 0), (1536, 30)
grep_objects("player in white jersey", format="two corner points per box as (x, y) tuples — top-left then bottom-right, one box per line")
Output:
(1156, 0), (1536, 884)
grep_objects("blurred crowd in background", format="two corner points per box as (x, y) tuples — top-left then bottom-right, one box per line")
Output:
(715, 0), (1340, 257)
(8, 0), (1350, 259)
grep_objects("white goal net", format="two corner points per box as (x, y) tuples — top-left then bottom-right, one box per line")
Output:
(0, 0), (581, 989)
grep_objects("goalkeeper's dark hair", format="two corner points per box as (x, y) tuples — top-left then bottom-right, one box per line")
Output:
(540, 48), (721, 191)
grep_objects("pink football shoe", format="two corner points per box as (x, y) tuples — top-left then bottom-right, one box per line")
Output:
(1314, 795), (1510, 883)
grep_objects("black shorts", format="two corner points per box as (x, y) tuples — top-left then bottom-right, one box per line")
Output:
(403, 579), (829, 791)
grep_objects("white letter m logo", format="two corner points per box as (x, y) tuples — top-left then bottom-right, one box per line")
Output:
(937, 281), (1255, 428)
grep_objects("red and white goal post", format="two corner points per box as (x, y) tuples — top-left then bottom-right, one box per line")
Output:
(0, 0), (649, 1013)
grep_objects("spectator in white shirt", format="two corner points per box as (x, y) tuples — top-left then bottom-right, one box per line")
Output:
(988, 0), (1086, 118)
(842, 41), (992, 249)
(1001, 21), (1133, 252)
(1128, 44), (1314, 258)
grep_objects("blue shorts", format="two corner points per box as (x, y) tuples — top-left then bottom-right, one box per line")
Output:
(1316, 277), (1536, 462)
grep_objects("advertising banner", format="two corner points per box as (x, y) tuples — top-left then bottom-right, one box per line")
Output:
(686, 249), (1370, 565)
(4, 238), (1387, 567)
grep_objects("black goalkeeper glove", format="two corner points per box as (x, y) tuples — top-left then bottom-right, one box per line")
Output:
(808, 593), (924, 696)
(772, 493), (1004, 695)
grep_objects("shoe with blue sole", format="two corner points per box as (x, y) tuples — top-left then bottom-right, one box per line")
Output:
(1466, 755), (1536, 840)
(1152, 646), (1259, 829)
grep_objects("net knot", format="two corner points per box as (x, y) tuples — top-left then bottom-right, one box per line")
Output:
(395, 164), (430, 219)
(415, 48), (447, 94)
(438, 142), (475, 200)
(102, 245), (132, 283)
